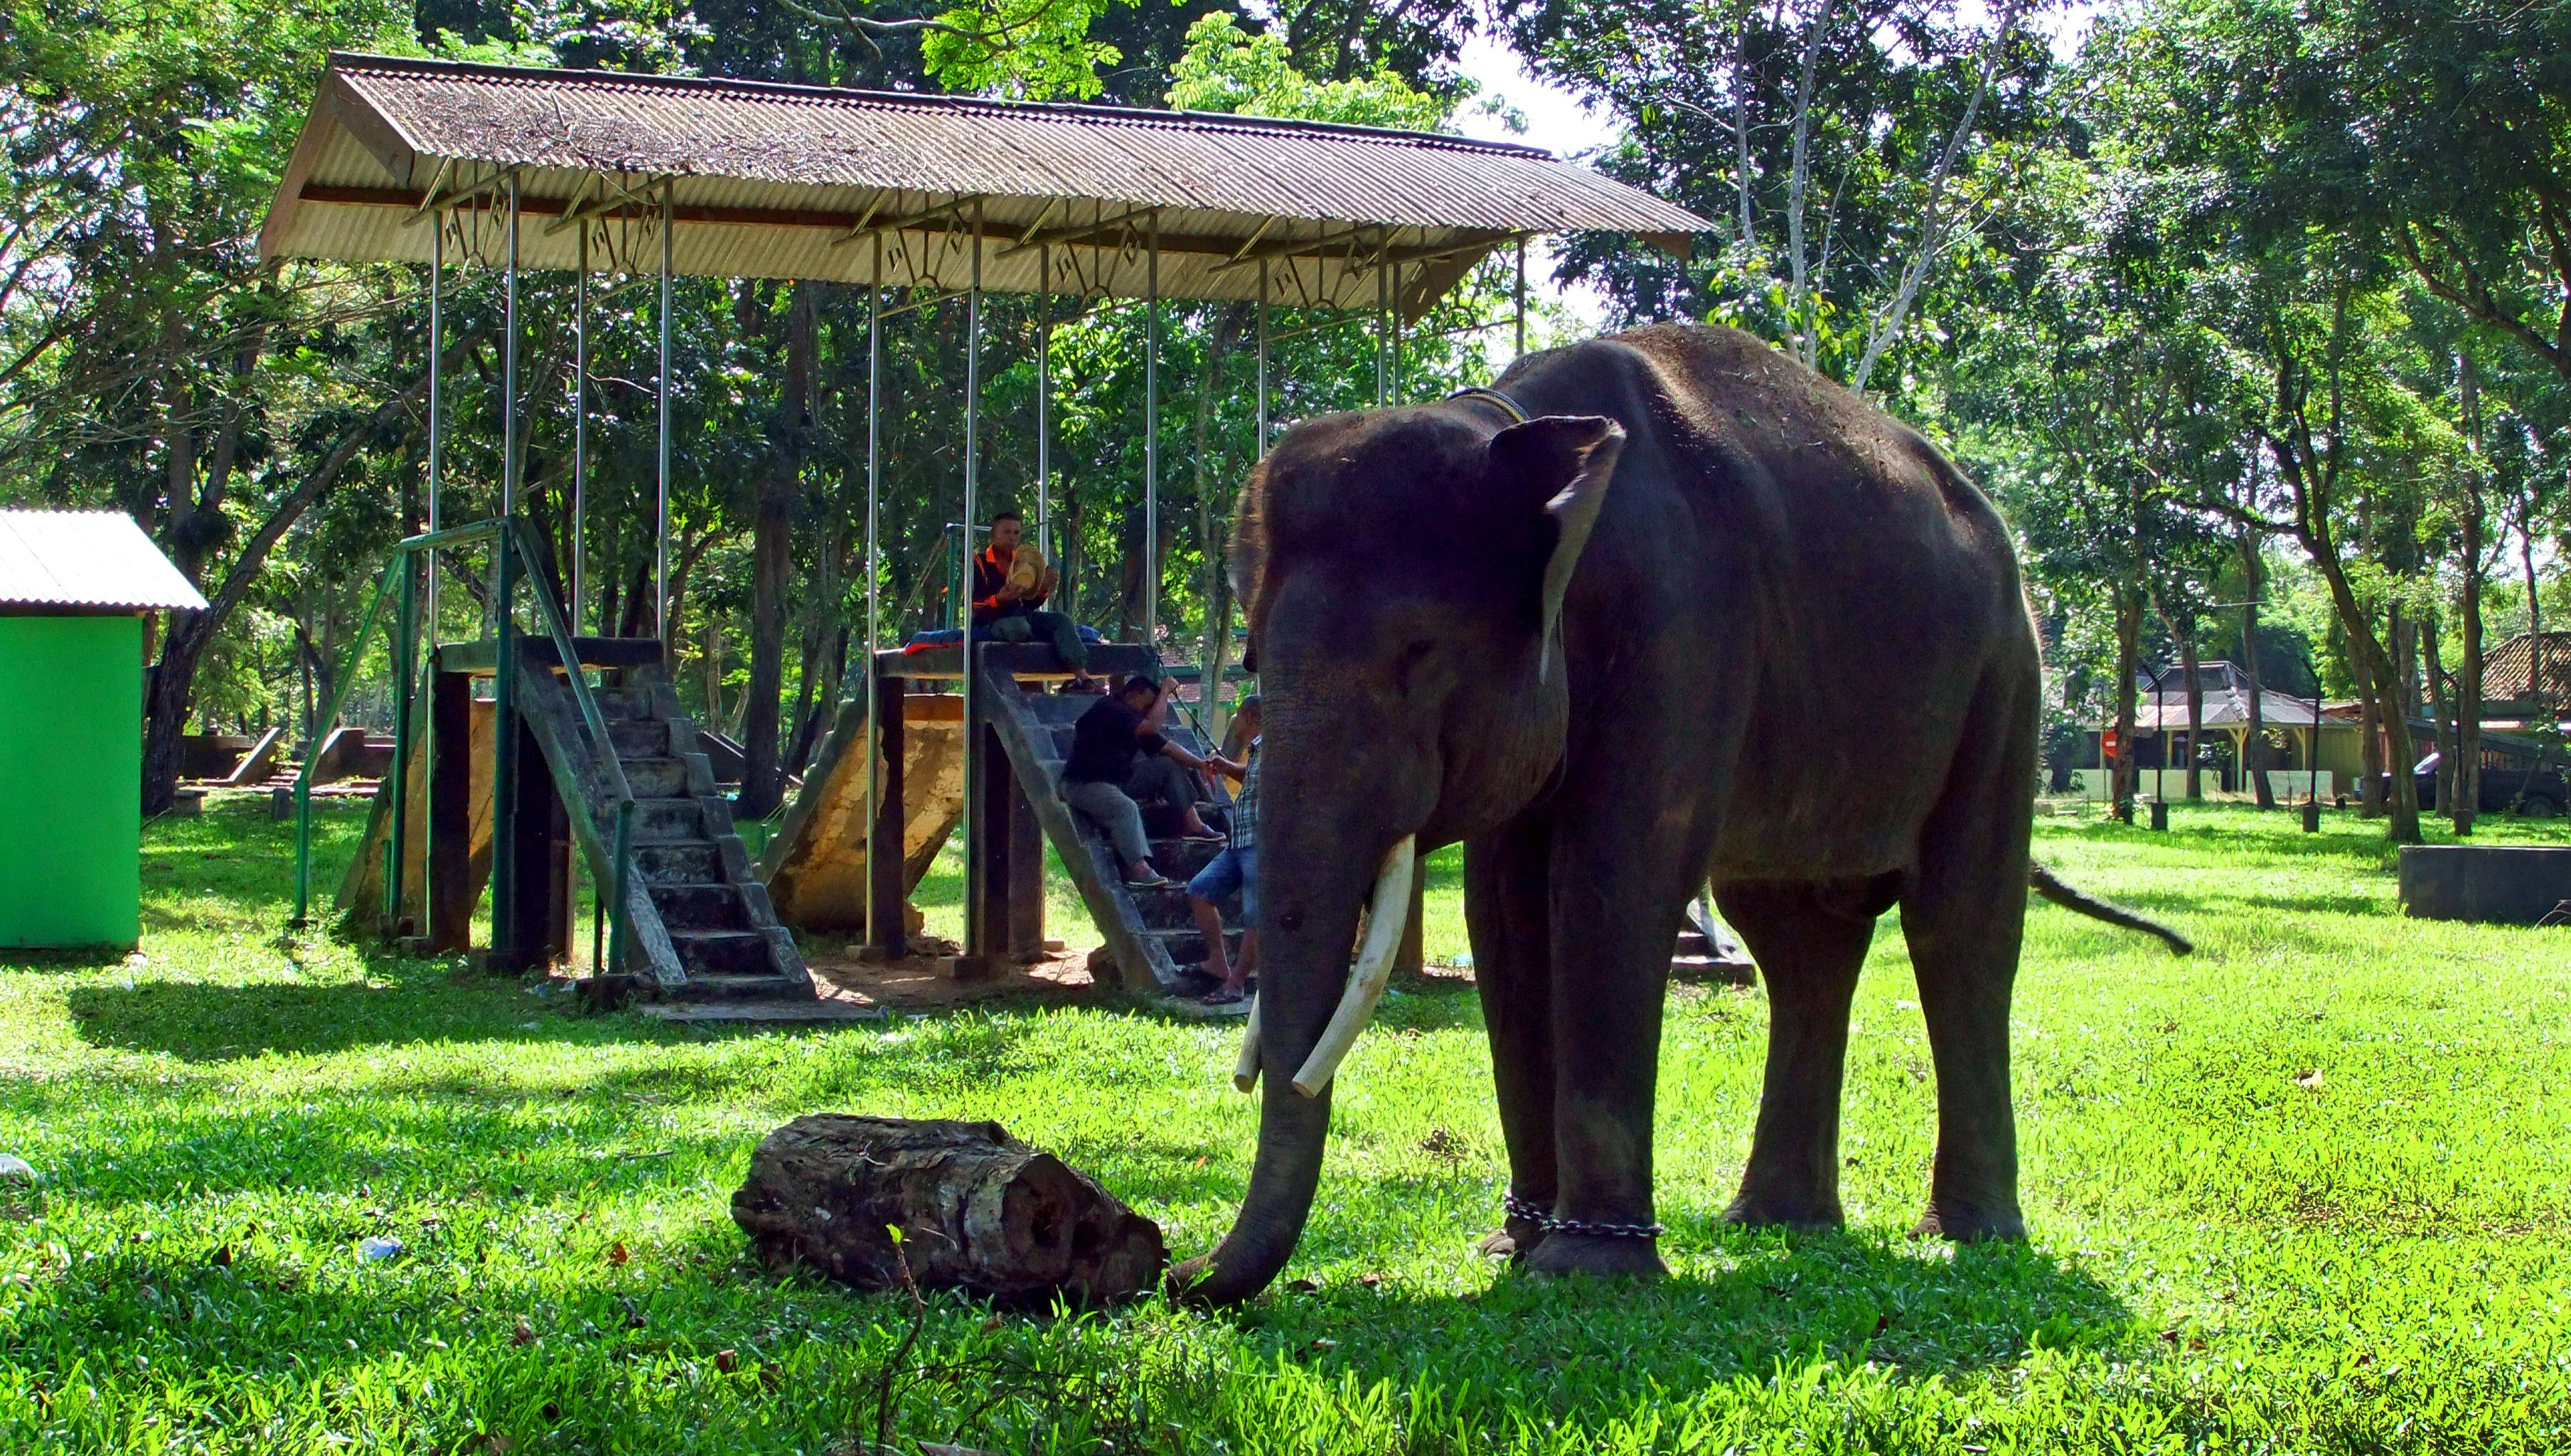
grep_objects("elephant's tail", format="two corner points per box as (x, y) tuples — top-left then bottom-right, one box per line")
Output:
(2029, 862), (2192, 956)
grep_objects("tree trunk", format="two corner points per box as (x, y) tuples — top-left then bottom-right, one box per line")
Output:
(2241, 535), (2277, 808)
(2354, 634), (2385, 818)
(2113, 586), (2139, 823)
(2457, 371), (2489, 835)
(730, 1115), (1165, 1308)
(2425, 609), (2457, 814)
(141, 369), (434, 814)
(742, 283), (817, 819)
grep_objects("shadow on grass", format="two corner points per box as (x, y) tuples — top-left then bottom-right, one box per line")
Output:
(59, 959), (656, 1062)
(1234, 1224), (2134, 1391)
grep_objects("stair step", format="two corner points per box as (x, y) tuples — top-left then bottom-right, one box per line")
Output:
(611, 718), (677, 756)
(632, 842), (723, 883)
(620, 756), (693, 798)
(1126, 882), (1242, 928)
(648, 881), (749, 931)
(1146, 838), (1227, 879)
(659, 973), (818, 1003)
(631, 796), (711, 842)
(1671, 953), (1755, 986)
(593, 690), (656, 721)
(1675, 929), (1712, 956)
(1150, 926), (1246, 965)
(670, 928), (777, 977)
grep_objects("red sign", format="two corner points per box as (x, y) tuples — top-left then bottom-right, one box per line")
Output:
(2101, 728), (2120, 758)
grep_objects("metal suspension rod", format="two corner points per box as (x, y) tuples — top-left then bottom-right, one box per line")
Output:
(961, 201), (984, 958)
(1036, 245), (1050, 559)
(1256, 257), (1269, 450)
(503, 176), (521, 515)
(427, 216), (443, 638)
(865, 234), (884, 948)
(656, 185), (673, 646)
(1375, 250), (1390, 408)
(573, 223), (589, 628)
(491, 176), (523, 965)
(1514, 237), (1529, 365)
(1145, 213), (1160, 647)
(1390, 261), (1404, 404)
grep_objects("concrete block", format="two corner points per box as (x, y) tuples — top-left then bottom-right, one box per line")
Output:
(2398, 845), (2571, 926)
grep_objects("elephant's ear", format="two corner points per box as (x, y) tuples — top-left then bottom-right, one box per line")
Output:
(1490, 414), (1625, 641)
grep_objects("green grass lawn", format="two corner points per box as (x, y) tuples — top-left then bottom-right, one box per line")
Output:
(4, 800), (2570, 1453)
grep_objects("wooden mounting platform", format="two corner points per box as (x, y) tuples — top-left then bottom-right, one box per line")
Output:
(437, 635), (666, 676)
(879, 641), (1155, 682)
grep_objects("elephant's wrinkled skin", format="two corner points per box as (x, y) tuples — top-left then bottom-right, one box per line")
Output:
(1175, 323), (2177, 1304)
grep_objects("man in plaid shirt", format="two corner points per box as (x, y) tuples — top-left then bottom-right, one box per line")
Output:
(1187, 695), (1261, 1007)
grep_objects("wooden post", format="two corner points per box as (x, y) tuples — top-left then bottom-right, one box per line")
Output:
(495, 711), (570, 970)
(865, 666), (909, 960)
(958, 712), (1010, 978)
(427, 662), (474, 953)
(1006, 759), (1045, 959)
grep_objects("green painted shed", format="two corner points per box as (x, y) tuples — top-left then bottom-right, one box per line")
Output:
(0, 510), (207, 950)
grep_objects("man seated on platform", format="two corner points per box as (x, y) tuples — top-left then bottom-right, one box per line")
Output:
(972, 510), (1097, 690)
(1189, 695), (1261, 1006)
(1062, 669), (1238, 889)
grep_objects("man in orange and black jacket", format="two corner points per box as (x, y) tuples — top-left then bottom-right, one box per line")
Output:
(971, 510), (1095, 689)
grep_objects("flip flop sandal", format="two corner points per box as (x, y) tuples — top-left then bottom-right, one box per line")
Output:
(1200, 987), (1249, 1007)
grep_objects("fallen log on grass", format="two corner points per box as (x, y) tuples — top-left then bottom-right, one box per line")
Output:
(731, 1115), (1165, 1307)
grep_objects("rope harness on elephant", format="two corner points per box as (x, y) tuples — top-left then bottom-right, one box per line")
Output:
(1504, 1189), (1664, 1240)
(1445, 385), (1530, 424)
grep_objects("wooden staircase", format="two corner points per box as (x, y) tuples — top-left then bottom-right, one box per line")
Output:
(978, 670), (1241, 993)
(509, 641), (814, 1002)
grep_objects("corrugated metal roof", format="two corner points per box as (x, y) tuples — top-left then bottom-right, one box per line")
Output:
(257, 54), (1711, 312)
(0, 512), (208, 612)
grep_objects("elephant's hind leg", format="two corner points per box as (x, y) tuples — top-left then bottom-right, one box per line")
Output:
(1715, 878), (1884, 1230)
(1897, 672), (2038, 1243)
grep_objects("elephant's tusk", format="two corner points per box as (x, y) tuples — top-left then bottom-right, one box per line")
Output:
(1233, 992), (1262, 1092)
(1290, 836), (1418, 1098)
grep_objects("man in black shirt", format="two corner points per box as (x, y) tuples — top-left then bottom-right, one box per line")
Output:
(1062, 670), (1238, 887)
(971, 510), (1094, 689)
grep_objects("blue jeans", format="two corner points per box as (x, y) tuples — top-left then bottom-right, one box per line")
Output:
(1187, 845), (1257, 921)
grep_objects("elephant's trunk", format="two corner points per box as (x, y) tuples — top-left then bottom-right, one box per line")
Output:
(1172, 820), (1414, 1305)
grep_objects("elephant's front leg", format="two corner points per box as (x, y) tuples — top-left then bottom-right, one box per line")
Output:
(1463, 816), (1557, 1260)
(1519, 817), (1688, 1279)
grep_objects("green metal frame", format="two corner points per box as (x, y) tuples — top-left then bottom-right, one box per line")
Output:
(291, 515), (638, 978)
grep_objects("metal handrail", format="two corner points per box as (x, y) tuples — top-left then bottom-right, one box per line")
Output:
(289, 515), (640, 976)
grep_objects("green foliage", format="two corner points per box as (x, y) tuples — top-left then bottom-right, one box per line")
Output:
(1166, 14), (1446, 129)
(916, 0), (1134, 100)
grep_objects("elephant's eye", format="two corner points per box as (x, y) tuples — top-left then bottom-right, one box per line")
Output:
(1394, 639), (1445, 699)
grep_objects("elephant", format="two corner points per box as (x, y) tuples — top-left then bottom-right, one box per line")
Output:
(1175, 322), (2188, 1305)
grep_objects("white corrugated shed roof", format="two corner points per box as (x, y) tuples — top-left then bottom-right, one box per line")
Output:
(257, 54), (1712, 314)
(0, 512), (208, 612)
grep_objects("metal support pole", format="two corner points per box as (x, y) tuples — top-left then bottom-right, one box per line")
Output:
(426, 218), (443, 639)
(961, 203), (985, 959)
(1514, 237), (1529, 365)
(656, 185), (673, 645)
(1376, 250), (1391, 407)
(503, 176), (520, 516)
(864, 235), (885, 943)
(572, 223), (589, 629)
(1390, 261), (1404, 404)
(1036, 246), (1051, 558)
(492, 180), (523, 963)
(1145, 215), (1160, 647)
(1256, 257), (1269, 450)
